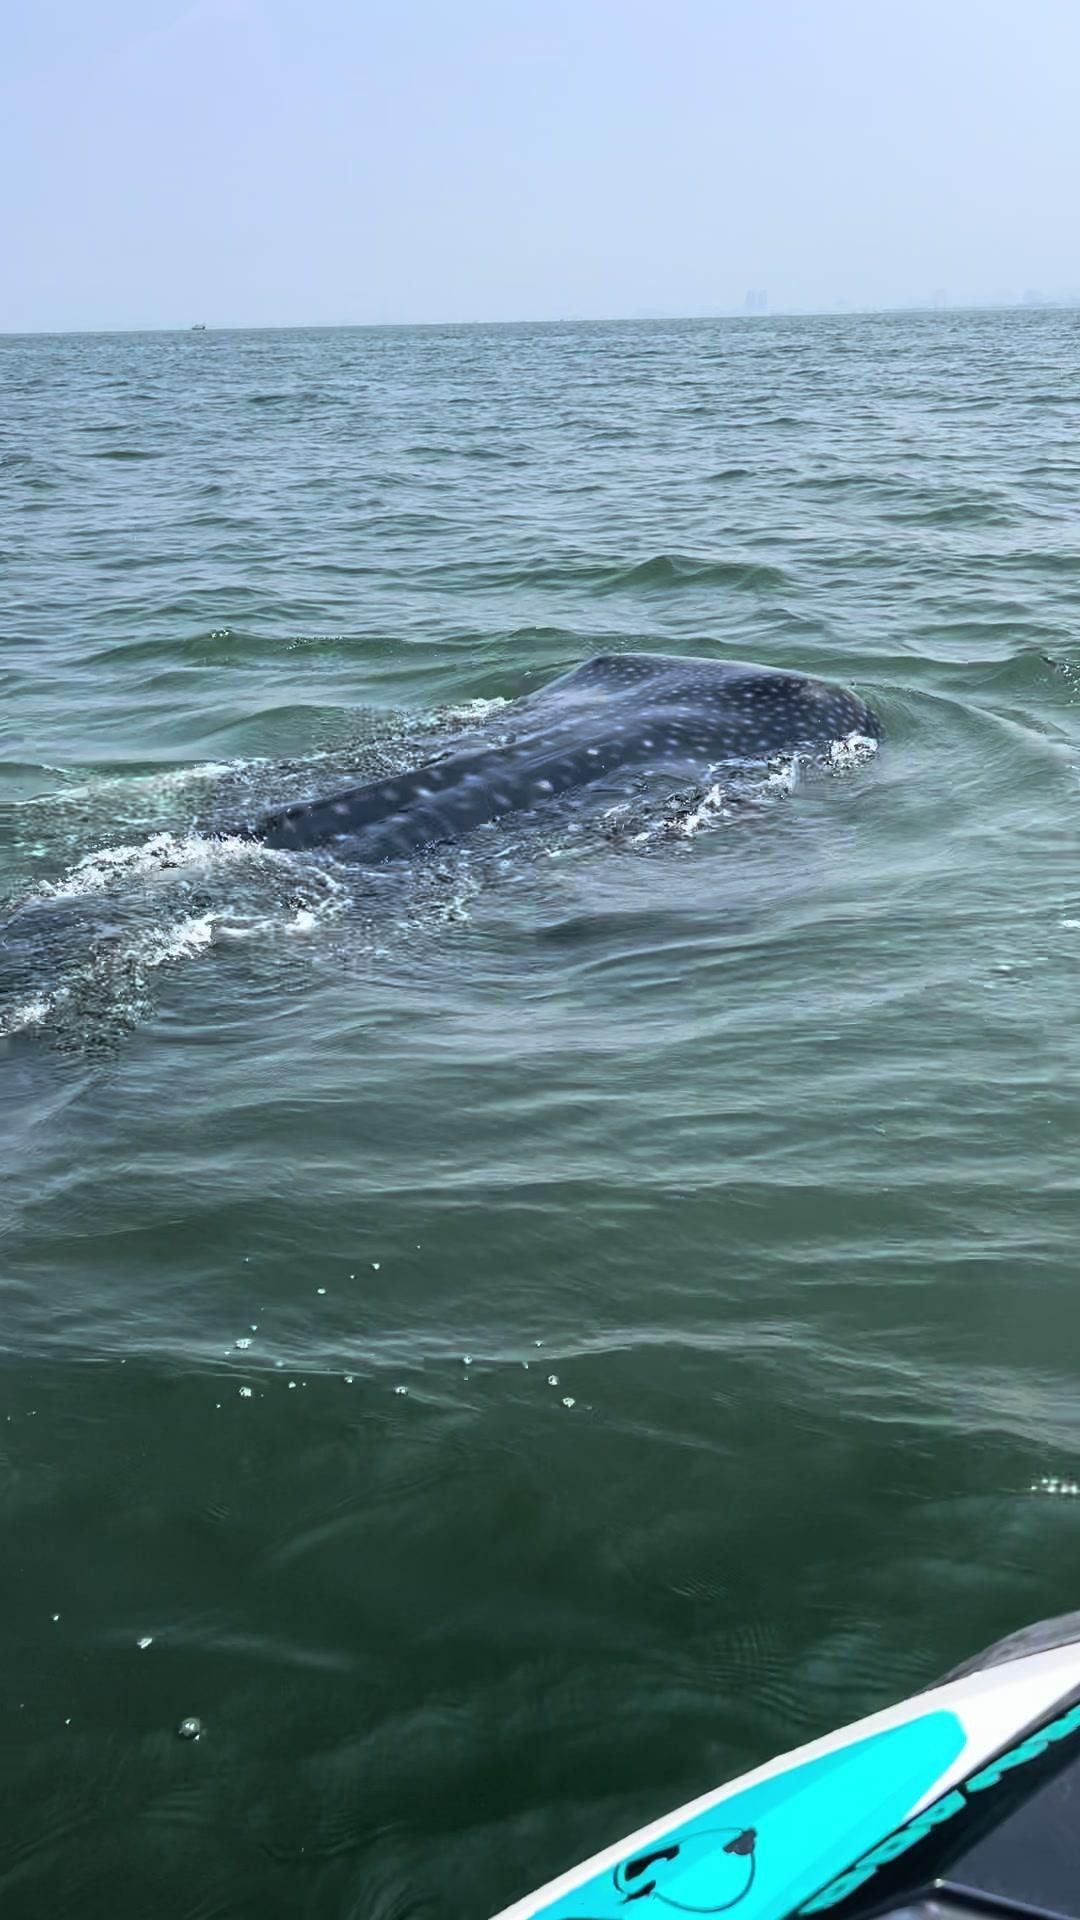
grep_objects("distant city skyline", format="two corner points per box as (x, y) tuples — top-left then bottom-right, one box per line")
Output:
(3, 0), (1079, 335)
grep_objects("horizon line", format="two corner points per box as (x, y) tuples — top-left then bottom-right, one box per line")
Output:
(3, 297), (1080, 340)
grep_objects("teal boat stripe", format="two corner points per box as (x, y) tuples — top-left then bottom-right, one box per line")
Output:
(532, 1709), (965, 1918)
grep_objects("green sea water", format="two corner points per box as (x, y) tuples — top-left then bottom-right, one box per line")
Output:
(3, 309), (1080, 1919)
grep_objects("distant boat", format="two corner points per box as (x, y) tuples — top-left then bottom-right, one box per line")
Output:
(191, 323), (207, 331)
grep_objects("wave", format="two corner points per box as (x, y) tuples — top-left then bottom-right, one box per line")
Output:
(881, 497), (1017, 528)
(90, 447), (161, 461)
(600, 553), (791, 592)
(408, 550), (792, 594)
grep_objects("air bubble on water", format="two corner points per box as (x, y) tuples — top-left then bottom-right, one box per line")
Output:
(137, 1637), (153, 1650)
(1031, 1476), (1080, 1496)
(177, 1717), (202, 1741)
(238, 1386), (252, 1398)
(394, 1385), (409, 1396)
(371, 1262), (381, 1271)
(547, 1375), (559, 1387)
(344, 1375), (354, 1385)
(562, 1397), (576, 1409)
(235, 1337), (252, 1349)
(317, 1287), (326, 1295)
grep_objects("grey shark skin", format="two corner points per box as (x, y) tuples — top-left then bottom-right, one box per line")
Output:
(250, 653), (882, 860)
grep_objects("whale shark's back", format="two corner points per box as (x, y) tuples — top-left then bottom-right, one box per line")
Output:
(250, 653), (881, 858)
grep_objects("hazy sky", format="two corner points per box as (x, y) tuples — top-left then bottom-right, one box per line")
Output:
(4, 0), (1079, 332)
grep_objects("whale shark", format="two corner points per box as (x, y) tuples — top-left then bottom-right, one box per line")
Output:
(246, 653), (881, 860)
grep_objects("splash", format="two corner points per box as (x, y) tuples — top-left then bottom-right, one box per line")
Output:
(0, 992), (65, 1039)
(35, 831), (258, 900)
(828, 731), (880, 770)
(675, 782), (734, 837)
(1, 827), (349, 1051)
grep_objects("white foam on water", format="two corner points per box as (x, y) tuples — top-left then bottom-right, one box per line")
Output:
(428, 696), (509, 727)
(828, 730), (880, 770)
(2, 825), (352, 1047)
(762, 754), (802, 796)
(0, 992), (63, 1038)
(676, 782), (733, 837)
(35, 831), (259, 900)
(128, 913), (219, 971)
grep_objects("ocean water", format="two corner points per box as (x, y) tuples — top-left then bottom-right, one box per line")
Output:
(3, 309), (1080, 1919)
